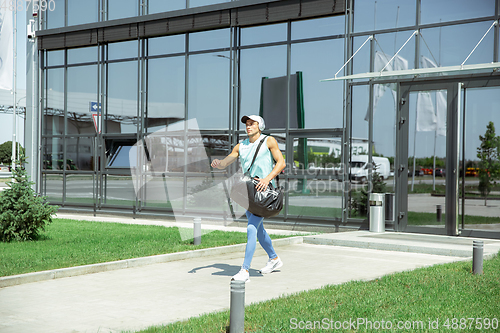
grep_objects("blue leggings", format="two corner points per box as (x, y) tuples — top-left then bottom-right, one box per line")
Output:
(242, 211), (277, 270)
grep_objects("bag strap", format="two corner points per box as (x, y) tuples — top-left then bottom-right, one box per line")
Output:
(245, 135), (267, 174)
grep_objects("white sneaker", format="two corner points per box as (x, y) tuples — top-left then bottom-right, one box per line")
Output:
(259, 256), (283, 274)
(231, 268), (250, 283)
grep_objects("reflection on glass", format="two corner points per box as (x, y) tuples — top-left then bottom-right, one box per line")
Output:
(68, 0), (98, 26)
(43, 174), (63, 203)
(147, 56), (185, 132)
(103, 175), (136, 206)
(241, 23), (287, 46)
(68, 47), (98, 64)
(67, 65), (98, 135)
(189, 29), (230, 52)
(239, 46), (287, 129)
(353, 0), (415, 33)
(105, 138), (137, 168)
(188, 52), (230, 129)
(188, 0), (230, 8)
(66, 174), (95, 204)
(375, 31), (415, 70)
(148, 35), (185, 56)
(108, 41), (138, 61)
(43, 137), (63, 170)
(66, 137), (94, 171)
(107, 61), (138, 133)
(108, 0), (138, 20)
(420, 22), (494, 68)
(352, 36), (371, 75)
(421, 0), (495, 25)
(45, 0), (65, 29)
(46, 50), (64, 67)
(44, 68), (64, 135)
(186, 176), (229, 213)
(291, 40), (344, 129)
(148, 0), (185, 14)
(292, 16), (344, 40)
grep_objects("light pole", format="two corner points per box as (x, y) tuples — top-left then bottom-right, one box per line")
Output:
(16, 96), (26, 162)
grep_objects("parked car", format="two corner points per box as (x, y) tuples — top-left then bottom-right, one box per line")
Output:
(408, 169), (424, 177)
(434, 168), (446, 177)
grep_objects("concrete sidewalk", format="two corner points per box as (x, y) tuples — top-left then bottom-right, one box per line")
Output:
(1, 214), (499, 333)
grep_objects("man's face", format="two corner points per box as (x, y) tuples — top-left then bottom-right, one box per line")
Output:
(245, 119), (260, 136)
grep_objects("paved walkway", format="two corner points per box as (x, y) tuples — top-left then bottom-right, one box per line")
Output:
(1, 213), (500, 333)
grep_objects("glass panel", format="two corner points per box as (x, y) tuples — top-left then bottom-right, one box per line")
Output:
(188, 52), (230, 130)
(42, 137), (63, 170)
(189, 29), (230, 52)
(68, 0), (98, 26)
(421, 0), (495, 25)
(287, 135), (343, 219)
(420, 22), (494, 68)
(45, 0), (65, 29)
(352, 36), (371, 76)
(47, 50), (64, 67)
(461, 87), (500, 231)
(350, 85), (370, 218)
(67, 65), (98, 135)
(66, 174), (95, 204)
(107, 61), (138, 133)
(188, 0), (231, 8)
(44, 68), (64, 135)
(353, 0), (416, 33)
(407, 90), (447, 227)
(148, 35), (185, 56)
(241, 23), (287, 46)
(375, 31), (416, 71)
(68, 47), (98, 64)
(239, 46), (287, 129)
(292, 16), (345, 40)
(105, 138), (137, 168)
(291, 39), (344, 129)
(108, 41), (138, 61)
(147, 56), (185, 132)
(43, 173), (63, 203)
(66, 137), (95, 171)
(108, 0), (138, 20)
(103, 175), (136, 206)
(149, 0), (185, 14)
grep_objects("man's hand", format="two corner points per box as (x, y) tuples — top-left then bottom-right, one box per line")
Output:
(211, 159), (224, 169)
(254, 177), (270, 192)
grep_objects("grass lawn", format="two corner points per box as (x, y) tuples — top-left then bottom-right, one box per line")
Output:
(0, 219), (288, 277)
(132, 253), (500, 333)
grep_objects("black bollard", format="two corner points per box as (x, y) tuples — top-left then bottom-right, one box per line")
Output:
(473, 240), (483, 275)
(230, 280), (245, 333)
(436, 205), (442, 222)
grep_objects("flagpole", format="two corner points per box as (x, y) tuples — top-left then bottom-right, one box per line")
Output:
(11, 7), (17, 173)
(412, 101), (417, 192)
(433, 21), (442, 192)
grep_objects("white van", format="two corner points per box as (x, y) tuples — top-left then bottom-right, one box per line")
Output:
(349, 155), (390, 182)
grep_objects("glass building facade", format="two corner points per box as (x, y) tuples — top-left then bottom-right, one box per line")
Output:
(27, 0), (500, 237)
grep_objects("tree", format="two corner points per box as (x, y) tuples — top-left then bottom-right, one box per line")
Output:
(0, 141), (25, 165)
(0, 155), (58, 242)
(351, 163), (387, 216)
(477, 121), (500, 206)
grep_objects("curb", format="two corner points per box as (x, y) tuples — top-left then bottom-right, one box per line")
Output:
(0, 236), (304, 288)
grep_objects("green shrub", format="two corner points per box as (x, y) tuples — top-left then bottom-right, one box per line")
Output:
(0, 156), (58, 242)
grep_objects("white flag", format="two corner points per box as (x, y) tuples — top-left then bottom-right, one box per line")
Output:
(436, 89), (447, 136)
(0, 8), (13, 91)
(416, 91), (437, 131)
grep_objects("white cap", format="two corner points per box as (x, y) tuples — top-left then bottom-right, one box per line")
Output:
(241, 115), (265, 131)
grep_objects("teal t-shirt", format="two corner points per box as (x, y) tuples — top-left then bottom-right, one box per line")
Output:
(239, 136), (276, 187)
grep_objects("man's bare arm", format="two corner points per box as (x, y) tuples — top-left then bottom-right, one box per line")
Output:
(211, 144), (240, 169)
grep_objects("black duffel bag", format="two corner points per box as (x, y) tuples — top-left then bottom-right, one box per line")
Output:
(230, 136), (284, 218)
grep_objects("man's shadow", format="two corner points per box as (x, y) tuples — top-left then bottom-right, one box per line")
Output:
(188, 263), (262, 277)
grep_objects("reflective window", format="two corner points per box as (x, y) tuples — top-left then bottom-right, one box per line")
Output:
(352, 36), (371, 75)
(46, 50), (64, 67)
(68, 0), (98, 26)
(105, 138), (137, 168)
(148, 35), (185, 56)
(147, 56), (185, 133)
(103, 175), (136, 206)
(421, 0), (495, 25)
(45, 0), (65, 29)
(353, 0), (416, 33)
(188, 52), (230, 129)
(108, 41), (138, 61)
(292, 16), (345, 40)
(188, 0), (231, 8)
(239, 46), (287, 129)
(108, 0), (138, 21)
(66, 174), (95, 204)
(291, 39), (344, 129)
(189, 29), (230, 52)
(374, 31), (416, 70)
(43, 174), (63, 203)
(68, 47), (98, 64)
(149, 0), (185, 14)
(67, 65), (98, 135)
(107, 61), (139, 133)
(66, 137), (95, 171)
(44, 68), (64, 135)
(420, 22), (495, 68)
(42, 137), (63, 170)
(241, 23), (287, 46)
